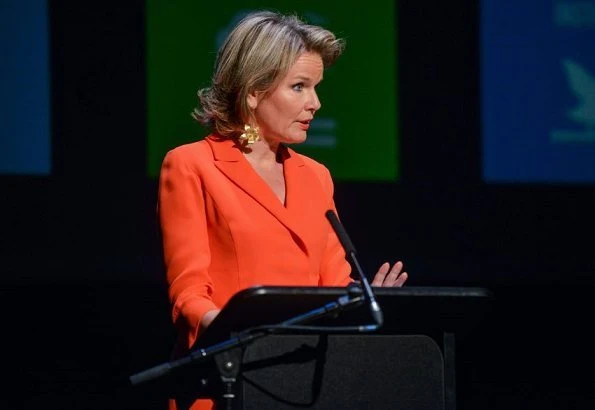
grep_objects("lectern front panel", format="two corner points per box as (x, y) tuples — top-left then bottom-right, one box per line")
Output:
(240, 334), (445, 410)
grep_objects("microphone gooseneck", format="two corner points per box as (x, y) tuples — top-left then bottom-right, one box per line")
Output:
(325, 210), (384, 327)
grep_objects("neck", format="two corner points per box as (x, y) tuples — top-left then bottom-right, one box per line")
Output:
(242, 138), (282, 167)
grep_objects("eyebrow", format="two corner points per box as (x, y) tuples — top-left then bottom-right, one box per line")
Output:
(291, 75), (323, 83)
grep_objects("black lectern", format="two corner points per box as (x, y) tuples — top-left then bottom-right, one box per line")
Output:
(132, 285), (492, 410)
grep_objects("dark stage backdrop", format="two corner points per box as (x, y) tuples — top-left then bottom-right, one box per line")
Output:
(1, 0), (593, 287)
(1, 2), (595, 409)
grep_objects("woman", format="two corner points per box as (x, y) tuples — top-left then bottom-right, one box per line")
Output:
(157, 10), (408, 409)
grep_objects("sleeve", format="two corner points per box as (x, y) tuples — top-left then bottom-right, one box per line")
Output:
(158, 148), (218, 348)
(316, 166), (353, 286)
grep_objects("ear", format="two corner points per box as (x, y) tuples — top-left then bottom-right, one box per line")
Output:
(247, 91), (259, 110)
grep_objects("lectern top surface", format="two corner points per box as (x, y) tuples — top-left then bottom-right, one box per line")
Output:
(195, 285), (493, 348)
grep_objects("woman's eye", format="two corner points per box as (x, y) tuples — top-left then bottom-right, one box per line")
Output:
(292, 83), (304, 91)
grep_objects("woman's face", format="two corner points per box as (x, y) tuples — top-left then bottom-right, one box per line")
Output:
(248, 51), (323, 145)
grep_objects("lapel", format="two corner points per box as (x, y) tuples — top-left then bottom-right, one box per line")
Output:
(206, 135), (316, 255)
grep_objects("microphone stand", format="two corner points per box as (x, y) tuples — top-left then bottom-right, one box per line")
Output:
(325, 210), (384, 328)
(130, 285), (367, 410)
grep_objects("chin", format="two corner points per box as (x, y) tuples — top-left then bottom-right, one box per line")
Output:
(286, 133), (308, 145)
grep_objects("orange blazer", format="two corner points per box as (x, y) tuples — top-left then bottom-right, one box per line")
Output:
(158, 135), (352, 352)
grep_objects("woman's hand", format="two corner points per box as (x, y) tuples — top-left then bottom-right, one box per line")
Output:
(200, 309), (221, 332)
(371, 261), (408, 287)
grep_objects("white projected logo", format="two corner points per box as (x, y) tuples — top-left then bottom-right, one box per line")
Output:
(555, 2), (595, 29)
(563, 59), (595, 127)
(551, 58), (595, 142)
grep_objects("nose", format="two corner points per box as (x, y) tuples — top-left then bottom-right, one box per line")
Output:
(306, 89), (321, 113)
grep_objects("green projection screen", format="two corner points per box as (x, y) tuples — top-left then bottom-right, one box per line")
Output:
(147, 2), (399, 181)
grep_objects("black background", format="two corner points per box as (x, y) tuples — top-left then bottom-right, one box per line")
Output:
(1, 1), (594, 409)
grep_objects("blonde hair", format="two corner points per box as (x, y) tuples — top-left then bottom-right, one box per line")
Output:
(192, 10), (345, 138)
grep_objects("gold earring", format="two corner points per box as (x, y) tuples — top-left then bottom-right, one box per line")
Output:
(239, 124), (261, 145)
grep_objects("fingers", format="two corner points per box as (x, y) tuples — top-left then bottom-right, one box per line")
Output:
(371, 262), (390, 286)
(372, 261), (408, 287)
(200, 309), (221, 333)
(393, 270), (408, 287)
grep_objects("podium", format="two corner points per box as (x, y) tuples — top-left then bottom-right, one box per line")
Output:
(154, 285), (493, 410)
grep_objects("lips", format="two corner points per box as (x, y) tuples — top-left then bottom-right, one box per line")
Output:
(298, 121), (310, 130)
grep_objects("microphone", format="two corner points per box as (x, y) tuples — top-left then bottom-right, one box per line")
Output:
(325, 209), (384, 327)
